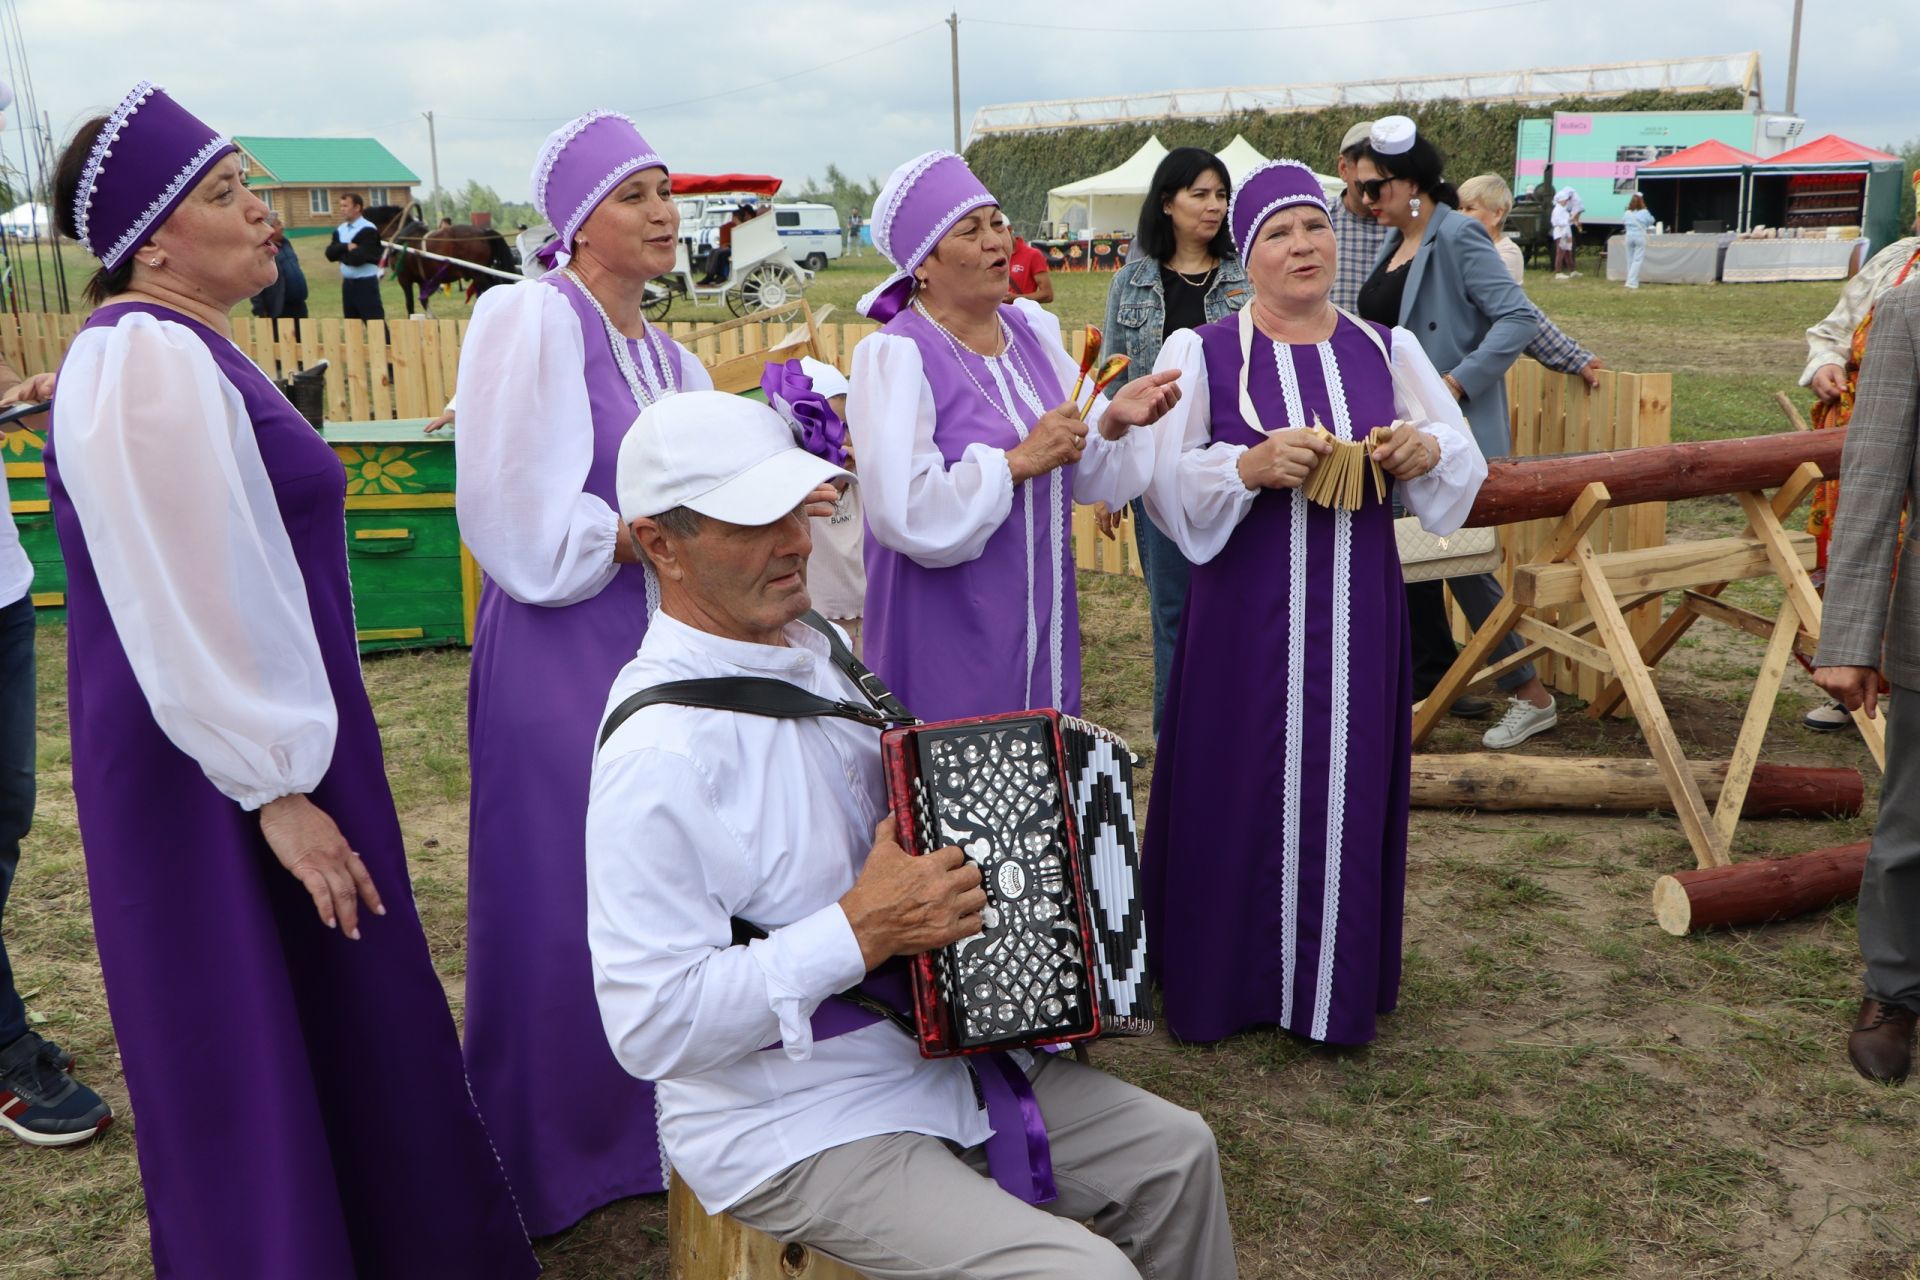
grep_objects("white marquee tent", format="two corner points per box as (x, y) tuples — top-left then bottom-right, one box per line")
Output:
(1045, 137), (1168, 234)
(0, 202), (49, 236)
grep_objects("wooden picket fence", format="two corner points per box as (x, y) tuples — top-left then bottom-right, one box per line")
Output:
(1486, 362), (1672, 702)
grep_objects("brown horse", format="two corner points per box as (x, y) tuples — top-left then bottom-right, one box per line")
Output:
(373, 206), (518, 314)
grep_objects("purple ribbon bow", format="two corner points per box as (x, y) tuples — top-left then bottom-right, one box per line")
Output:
(760, 358), (849, 466)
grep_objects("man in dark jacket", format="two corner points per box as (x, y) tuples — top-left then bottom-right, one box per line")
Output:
(251, 214), (310, 325)
(324, 192), (384, 320)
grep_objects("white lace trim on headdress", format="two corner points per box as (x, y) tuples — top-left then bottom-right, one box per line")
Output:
(531, 109), (629, 226)
(561, 152), (666, 249)
(872, 149), (947, 266)
(75, 79), (158, 256)
(1228, 159), (1328, 256)
(104, 134), (235, 271)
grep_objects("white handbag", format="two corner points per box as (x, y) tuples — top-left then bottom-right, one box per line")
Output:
(1394, 518), (1502, 582)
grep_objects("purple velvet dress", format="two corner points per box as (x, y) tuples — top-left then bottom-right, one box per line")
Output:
(47, 304), (537, 1279)
(861, 304), (1082, 721)
(463, 273), (699, 1234)
(1143, 313), (1414, 1047)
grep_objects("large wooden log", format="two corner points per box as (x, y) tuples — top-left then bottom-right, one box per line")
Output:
(1465, 429), (1846, 527)
(1409, 756), (1862, 819)
(1651, 842), (1869, 936)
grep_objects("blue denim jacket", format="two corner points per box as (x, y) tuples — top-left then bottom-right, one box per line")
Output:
(1099, 255), (1251, 391)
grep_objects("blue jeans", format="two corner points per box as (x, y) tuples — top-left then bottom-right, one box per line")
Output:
(0, 595), (36, 1049)
(1128, 498), (1191, 736)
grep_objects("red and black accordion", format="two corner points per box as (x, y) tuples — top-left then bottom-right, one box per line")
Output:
(882, 709), (1152, 1058)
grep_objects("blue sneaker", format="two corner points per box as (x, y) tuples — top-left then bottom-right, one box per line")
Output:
(0, 1030), (112, 1147)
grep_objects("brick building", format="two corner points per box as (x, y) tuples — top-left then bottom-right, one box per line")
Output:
(236, 136), (420, 237)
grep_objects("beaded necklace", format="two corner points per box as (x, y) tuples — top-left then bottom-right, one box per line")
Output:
(560, 266), (676, 407)
(909, 296), (1065, 709)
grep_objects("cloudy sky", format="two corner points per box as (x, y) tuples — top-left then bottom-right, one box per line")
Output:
(11, 0), (1914, 204)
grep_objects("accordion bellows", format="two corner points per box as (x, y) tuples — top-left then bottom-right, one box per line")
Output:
(882, 710), (1152, 1056)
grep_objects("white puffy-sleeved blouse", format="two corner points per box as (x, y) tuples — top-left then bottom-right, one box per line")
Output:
(454, 281), (713, 606)
(1144, 324), (1488, 565)
(845, 298), (1153, 570)
(53, 313), (337, 810)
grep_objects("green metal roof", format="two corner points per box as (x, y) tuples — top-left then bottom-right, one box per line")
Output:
(236, 136), (419, 186)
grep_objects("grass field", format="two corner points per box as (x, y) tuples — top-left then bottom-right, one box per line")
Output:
(4, 252), (1917, 1278)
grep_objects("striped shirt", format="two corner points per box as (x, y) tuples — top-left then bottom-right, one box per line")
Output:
(1330, 198), (1388, 313)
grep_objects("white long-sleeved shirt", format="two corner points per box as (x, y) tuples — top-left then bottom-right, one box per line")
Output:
(585, 611), (988, 1213)
(454, 281), (713, 606)
(1142, 324), (1487, 564)
(846, 297), (1152, 570)
(1801, 236), (1920, 386)
(53, 313), (337, 809)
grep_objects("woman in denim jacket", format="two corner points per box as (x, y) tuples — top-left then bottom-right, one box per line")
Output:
(1101, 147), (1249, 733)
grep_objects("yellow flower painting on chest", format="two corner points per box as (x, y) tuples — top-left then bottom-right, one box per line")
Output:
(338, 444), (429, 495)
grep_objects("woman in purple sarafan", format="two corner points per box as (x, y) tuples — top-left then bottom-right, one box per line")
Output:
(453, 111), (716, 1235)
(1141, 160), (1488, 1048)
(45, 83), (535, 1278)
(846, 151), (1182, 723)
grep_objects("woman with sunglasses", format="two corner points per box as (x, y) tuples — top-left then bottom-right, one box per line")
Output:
(1353, 116), (1557, 750)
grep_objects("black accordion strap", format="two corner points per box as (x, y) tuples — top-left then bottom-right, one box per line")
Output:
(595, 611), (917, 751)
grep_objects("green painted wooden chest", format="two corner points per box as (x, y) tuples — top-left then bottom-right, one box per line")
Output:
(4, 416), (478, 654)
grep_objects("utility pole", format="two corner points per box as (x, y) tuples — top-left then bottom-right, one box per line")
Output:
(422, 110), (442, 217)
(1784, 0), (1804, 114)
(947, 11), (962, 153)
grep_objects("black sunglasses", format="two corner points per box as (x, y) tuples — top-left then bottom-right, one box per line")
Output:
(1359, 176), (1400, 201)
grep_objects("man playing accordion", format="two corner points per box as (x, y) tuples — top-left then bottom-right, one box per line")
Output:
(584, 391), (1236, 1279)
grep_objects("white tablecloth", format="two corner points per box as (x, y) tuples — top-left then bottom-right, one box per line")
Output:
(1721, 238), (1868, 283)
(1605, 234), (1730, 284)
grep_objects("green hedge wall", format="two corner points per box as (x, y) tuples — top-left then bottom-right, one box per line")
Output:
(965, 89), (1747, 231)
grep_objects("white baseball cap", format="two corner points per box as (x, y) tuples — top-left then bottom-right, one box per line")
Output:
(616, 390), (853, 525)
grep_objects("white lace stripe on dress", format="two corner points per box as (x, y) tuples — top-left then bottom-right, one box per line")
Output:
(1311, 339), (1356, 1042)
(1271, 336), (1310, 1031)
(53, 315), (336, 809)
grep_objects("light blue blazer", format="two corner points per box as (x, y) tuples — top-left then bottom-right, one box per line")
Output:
(1373, 204), (1534, 460)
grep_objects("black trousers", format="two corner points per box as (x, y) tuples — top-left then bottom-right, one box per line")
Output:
(0, 596), (37, 1048)
(341, 276), (384, 321)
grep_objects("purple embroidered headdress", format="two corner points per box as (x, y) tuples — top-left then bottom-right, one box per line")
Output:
(529, 111), (667, 268)
(73, 81), (236, 270)
(1227, 159), (1330, 261)
(856, 150), (998, 321)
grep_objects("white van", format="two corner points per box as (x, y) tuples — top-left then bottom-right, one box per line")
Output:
(769, 202), (843, 271)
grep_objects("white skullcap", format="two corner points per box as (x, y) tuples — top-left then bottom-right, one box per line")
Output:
(1370, 116), (1416, 156)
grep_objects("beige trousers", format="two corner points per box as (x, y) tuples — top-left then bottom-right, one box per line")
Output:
(727, 1053), (1237, 1279)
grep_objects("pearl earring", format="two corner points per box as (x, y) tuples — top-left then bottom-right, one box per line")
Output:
(1410, 198), (1422, 219)
(146, 257), (161, 267)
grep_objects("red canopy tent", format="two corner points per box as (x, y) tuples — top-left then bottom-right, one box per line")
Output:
(1749, 136), (1904, 245)
(1640, 140), (1763, 173)
(1758, 135), (1897, 167)
(1635, 142), (1763, 233)
(671, 173), (783, 197)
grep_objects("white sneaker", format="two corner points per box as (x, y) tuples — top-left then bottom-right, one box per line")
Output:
(1553, 273), (1570, 280)
(1803, 699), (1852, 732)
(1482, 696), (1558, 749)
